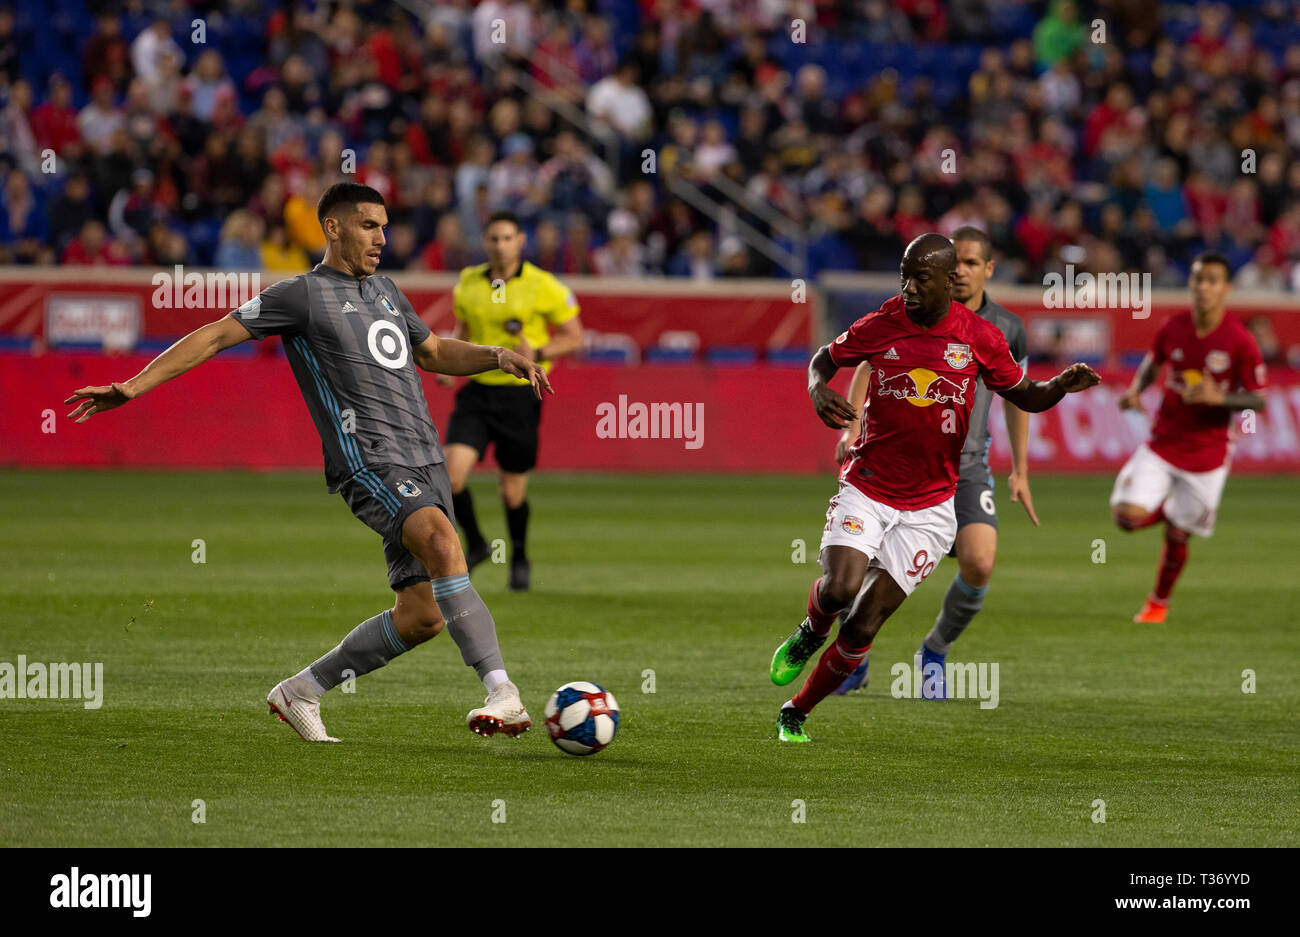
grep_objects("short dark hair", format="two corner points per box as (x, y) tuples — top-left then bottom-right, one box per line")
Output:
(316, 182), (385, 226)
(484, 210), (521, 232)
(1191, 251), (1233, 280)
(951, 226), (993, 262)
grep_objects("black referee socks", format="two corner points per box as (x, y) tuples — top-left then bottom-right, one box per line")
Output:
(505, 500), (530, 559)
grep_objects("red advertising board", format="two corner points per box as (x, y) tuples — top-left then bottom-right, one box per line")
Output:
(8, 357), (1299, 475)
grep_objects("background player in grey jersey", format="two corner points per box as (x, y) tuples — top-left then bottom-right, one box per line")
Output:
(64, 182), (551, 742)
(831, 226), (1035, 696)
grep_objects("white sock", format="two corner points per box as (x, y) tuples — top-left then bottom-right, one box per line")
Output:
(293, 667), (326, 697)
(483, 669), (509, 692)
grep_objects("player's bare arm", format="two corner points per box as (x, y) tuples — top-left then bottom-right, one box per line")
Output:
(835, 362), (871, 462)
(1003, 398), (1039, 526)
(435, 320), (469, 388)
(414, 332), (554, 399)
(808, 345), (858, 429)
(1118, 352), (1158, 413)
(64, 315), (253, 423)
(997, 362), (1101, 413)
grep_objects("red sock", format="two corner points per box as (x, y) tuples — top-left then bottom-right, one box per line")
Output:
(792, 638), (871, 714)
(1153, 525), (1188, 601)
(806, 577), (839, 636)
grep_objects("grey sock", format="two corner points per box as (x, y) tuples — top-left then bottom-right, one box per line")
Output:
(432, 574), (505, 680)
(309, 609), (411, 692)
(924, 573), (989, 655)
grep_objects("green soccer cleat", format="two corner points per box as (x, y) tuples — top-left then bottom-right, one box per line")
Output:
(770, 618), (827, 686)
(777, 704), (812, 743)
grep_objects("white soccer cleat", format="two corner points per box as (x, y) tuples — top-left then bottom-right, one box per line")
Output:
(467, 680), (531, 738)
(267, 676), (340, 742)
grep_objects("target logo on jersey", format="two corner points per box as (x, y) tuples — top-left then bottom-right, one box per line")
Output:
(367, 319), (409, 369)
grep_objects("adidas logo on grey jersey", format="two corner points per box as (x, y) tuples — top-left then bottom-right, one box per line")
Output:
(341, 301), (357, 313)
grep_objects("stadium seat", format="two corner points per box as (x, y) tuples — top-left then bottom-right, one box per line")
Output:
(645, 347), (697, 365)
(582, 347), (635, 365)
(766, 348), (810, 368)
(705, 346), (757, 366)
(0, 335), (34, 354)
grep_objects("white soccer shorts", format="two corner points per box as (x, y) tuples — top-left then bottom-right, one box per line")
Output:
(1109, 443), (1228, 537)
(818, 483), (957, 596)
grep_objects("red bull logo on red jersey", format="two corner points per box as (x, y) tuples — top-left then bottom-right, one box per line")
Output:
(943, 343), (972, 368)
(875, 367), (969, 407)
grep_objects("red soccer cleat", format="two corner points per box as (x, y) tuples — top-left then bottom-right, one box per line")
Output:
(1133, 598), (1169, 624)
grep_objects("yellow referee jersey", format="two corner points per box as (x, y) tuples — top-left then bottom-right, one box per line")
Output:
(452, 261), (580, 386)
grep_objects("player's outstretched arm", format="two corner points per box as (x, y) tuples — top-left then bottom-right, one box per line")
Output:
(64, 316), (253, 423)
(997, 362), (1101, 413)
(414, 333), (554, 399)
(1118, 352), (1158, 413)
(808, 345), (857, 429)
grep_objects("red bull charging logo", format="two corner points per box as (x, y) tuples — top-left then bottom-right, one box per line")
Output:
(875, 367), (969, 407)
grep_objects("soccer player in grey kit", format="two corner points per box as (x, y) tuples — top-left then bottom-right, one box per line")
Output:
(65, 183), (548, 741)
(831, 227), (1035, 696)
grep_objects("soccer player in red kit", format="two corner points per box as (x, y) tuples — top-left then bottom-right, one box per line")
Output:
(769, 234), (1101, 742)
(1111, 252), (1267, 623)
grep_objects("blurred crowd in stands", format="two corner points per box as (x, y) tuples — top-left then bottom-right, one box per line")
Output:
(4, 0), (1300, 294)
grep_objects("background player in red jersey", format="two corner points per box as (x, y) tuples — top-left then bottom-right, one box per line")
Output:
(1111, 253), (1267, 624)
(769, 234), (1101, 742)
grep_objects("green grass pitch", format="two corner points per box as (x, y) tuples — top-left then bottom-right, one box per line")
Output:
(1, 470), (1295, 847)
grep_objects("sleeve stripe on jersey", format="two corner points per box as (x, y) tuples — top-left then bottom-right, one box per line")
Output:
(988, 363), (1026, 392)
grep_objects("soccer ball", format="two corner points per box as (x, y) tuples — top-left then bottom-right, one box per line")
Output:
(544, 681), (620, 756)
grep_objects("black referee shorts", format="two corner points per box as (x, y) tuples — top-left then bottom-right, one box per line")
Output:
(444, 381), (543, 473)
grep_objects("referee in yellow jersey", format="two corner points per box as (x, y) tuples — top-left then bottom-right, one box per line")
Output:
(440, 211), (583, 590)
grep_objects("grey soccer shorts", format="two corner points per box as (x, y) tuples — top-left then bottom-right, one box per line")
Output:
(339, 462), (456, 591)
(949, 464), (997, 558)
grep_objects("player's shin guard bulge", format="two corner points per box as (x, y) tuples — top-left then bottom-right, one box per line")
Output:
(791, 639), (872, 716)
(308, 610), (411, 692)
(433, 575), (506, 679)
(806, 576), (841, 634)
(926, 573), (989, 655)
(430, 575), (530, 736)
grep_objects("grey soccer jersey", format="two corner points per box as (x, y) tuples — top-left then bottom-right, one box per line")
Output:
(228, 263), (443, 491)
(960, 294), (1028, 475)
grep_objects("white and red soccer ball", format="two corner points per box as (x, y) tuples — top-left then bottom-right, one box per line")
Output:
(544, 681), (620, 756)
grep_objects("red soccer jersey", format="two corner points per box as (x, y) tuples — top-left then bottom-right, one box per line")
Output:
(1148, 312), (1266, 472)
(830, 296), (1025, 510)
